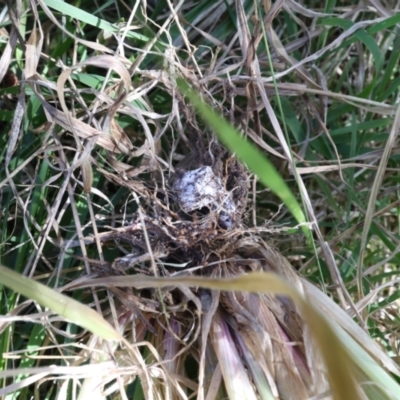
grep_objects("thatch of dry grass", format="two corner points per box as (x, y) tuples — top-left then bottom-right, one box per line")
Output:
(1, 1), (400, 399)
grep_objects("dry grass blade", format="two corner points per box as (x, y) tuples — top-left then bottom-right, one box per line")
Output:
(38, 99), (133, 154)
(25, 0), (43, 78)
(271, 16), (389, 81)
(67, 269), (359, 400)
(0, 23), (17, 83)
(357, 104), (400, 303)
(210, 311), (259, 400)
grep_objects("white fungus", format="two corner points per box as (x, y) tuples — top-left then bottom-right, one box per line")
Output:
(173, 166), (237, 229)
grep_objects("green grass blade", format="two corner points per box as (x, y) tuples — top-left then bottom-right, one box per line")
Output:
(321, 18), (382, 72)
(43, 0), (149, 42)
(0, 266), (121, 341)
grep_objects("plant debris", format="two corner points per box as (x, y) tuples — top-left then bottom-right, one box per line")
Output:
(87, 126), (328, 399)
(173, 166), (238, 229)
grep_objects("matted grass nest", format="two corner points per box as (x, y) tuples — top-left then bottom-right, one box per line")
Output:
(71, 124), (320, 398)
(70, 145), (323, 399)
(56, 106), (397, 399)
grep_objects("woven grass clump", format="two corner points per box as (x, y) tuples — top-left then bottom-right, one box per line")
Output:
(85, 127), (326, 399)
(62, 100), (394, 399)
